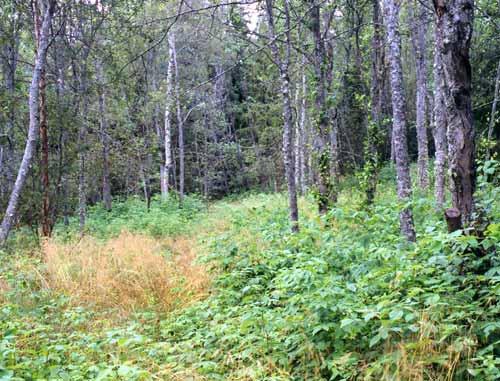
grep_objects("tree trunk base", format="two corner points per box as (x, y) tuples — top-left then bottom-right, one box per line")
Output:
(445, 207), (462, 233)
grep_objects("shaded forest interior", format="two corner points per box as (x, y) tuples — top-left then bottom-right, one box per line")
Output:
(0, 0), (499, 379)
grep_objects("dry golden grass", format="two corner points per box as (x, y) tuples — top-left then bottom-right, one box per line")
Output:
(372, 313), (476, 381)
(41, 231), (209, 313)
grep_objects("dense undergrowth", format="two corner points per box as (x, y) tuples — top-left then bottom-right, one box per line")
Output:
(0, 164), (498, 380)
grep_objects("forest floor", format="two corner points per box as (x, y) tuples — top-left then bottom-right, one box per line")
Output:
(0, 166), (499, 380)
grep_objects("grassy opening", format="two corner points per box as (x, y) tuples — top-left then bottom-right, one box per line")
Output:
(41, 231), (209, 313)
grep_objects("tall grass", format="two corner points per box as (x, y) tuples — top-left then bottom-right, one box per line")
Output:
(42, 231), (209, 313)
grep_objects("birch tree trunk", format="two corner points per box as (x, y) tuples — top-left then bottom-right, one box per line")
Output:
(265, 0), (299, 232)
(55, 46), (70, 226)
(434, 0), (475, 226)
(294, 60), (307, 195)
(309, 0), (336, 214)
(366, 0), (386, 205)
(486, 60), (500, 160)
(433, 26), (448, 209)
(294, 83), (302, 194)
(33, 1), (52, 237)
(150, 51), (166, 197)
(0, 0), (55, 246)
(96, 60), (112, 212)
(384, 0), (417, 242)
(78, 64), (89, 235)
(172, 36), (185, 205)
(163, 33), (175, 199)
(410, 0), (430, 189)
(299, 62), (308, 193)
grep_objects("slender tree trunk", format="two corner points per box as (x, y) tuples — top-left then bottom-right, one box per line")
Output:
(433, 26), (448, 209)
(0, 0), (55, 246)
(366, 0), (386, 205)
(151, 57), (166, 197)
(163, 34), (175, 199)
(265, 0), (299, 232)
(434, 0), (475, 226)
(55, 52), (70, 226)
(96, 60), (112, 211)
(33, 1), (51, 237)
(78, 68), (89, 235)
(294, 83), (302, 194)
(384, 0), (416, 242)
(309, 0), (335, 214)
(172, 36), (185, 205)
(410, 0), (430, 189)
(486, 60), (500, 160)
(298, 59), (308, 193)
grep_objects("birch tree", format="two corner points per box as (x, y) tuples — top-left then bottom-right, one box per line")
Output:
(308, 0), (337, 214)
(0, 0), (56, 246)
(294, 58), (307, 194)
(33, 0), (52, 237)
(163, 33), (175, 199)
(264, 0), (299, 232)
(172, 34), (185, 205)
(384, 0), (416, 242)
(432, 25), (447, 209)
(409, 0), (430, 189)
(434, 0), (475, 226)
(366, 0), (386, 205)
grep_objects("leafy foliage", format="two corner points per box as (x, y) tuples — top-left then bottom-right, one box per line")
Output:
(55, 194), (206, 240)
(0, 171), (498, 380)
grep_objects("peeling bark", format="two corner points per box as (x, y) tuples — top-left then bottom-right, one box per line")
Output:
(384, 0), (417, 242)
(409, 0), (430, 189)
(433, 26), (448, 209)
(434, 0), (475, 226)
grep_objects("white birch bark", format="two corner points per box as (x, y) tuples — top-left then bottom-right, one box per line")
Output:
(384, 0), (417, 242)
(163, 33), (175, 199)
(432, 26), (448, 209)
(172, 34), (185, 204)
(409, 0), (430, 189)
(0, 0), (55, 245)
(265, 0), (299, 232)
(435, 0), (475, 225)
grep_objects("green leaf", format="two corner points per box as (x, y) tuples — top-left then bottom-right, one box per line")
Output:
(369, 334), (381, 348)
(389, 309), (404, 321)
